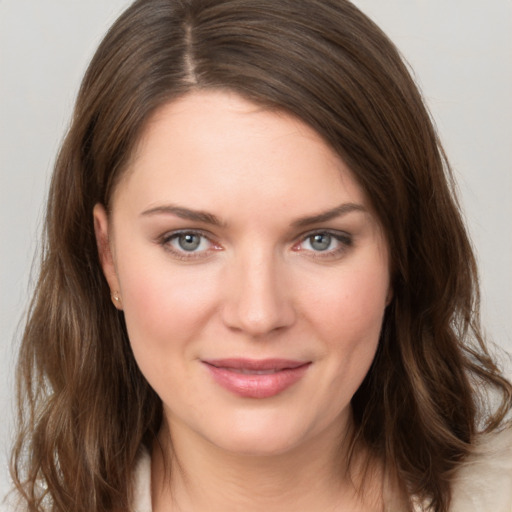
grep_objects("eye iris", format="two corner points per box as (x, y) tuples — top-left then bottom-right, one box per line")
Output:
(310, 233), (331, 251)
(178, 233), (201, 251)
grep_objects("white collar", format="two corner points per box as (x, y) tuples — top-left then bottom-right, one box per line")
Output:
(130, 427), (512, 512)
(132, 448), (152, 512)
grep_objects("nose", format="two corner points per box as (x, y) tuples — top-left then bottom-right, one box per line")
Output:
(221, 248), (296, 337)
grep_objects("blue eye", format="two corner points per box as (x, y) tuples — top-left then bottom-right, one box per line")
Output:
(157, 228), (223, 262)
(175, 233), (203, 251)
(307, 233), (334, 251)
(296, 230), (352, 257)
(165, 231), (211, 253)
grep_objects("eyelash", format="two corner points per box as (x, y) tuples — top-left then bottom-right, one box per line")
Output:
(292, 230), (353, 260)
(158, 230), (221, 261)
(157, 229), (353, 261)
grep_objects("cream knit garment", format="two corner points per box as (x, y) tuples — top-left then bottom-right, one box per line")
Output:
(449, 427), (512, 511)
(131, 428), (512, 512)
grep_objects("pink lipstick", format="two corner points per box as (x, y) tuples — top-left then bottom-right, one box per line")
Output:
(202, 358), (311, 398)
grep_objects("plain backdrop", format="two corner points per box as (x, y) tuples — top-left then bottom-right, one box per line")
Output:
(1, 0), (511, 498)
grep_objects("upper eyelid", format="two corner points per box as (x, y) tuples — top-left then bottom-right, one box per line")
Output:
(293, 229), (353, 254)
(158, 230), (219, 261)
(157, 228), (352, 249)
(158, 230), (218, 256)
(296, 228), (352, 241)
(160, 228), (216, 242)
(159, 228), (351, 239)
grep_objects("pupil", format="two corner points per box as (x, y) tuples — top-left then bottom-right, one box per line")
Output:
(179, 234), (200, 251)
(311, 233), (331, 251)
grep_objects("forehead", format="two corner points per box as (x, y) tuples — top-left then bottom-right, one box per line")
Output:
(111, 90), (369, 219)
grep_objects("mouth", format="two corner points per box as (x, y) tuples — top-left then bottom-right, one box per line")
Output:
(201, 358), (311, 399)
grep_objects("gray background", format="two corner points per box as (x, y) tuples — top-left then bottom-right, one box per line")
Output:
(1, 0), (511, 498)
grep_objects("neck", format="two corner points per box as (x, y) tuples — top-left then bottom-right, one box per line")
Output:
(151, 416), (383, 512)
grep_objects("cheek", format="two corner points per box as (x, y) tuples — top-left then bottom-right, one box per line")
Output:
(115, 251), (218, 353)
(116, 257), (222, 398)
(307, 259), (389, 346)
(302, 253), (389, 391)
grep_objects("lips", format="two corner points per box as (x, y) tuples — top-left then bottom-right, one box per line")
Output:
(202, 358), (311, 398)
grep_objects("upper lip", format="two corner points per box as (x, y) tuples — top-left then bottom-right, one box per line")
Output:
(202, 358), (310, 371)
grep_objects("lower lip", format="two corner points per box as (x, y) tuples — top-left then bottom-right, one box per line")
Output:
(203, 363), (311, 399)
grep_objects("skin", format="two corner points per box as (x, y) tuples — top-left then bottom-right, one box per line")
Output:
(94, 90), (391, 511)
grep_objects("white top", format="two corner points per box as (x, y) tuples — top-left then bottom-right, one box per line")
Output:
(449, 427), (512, 511)
(131, 428), (512, 512)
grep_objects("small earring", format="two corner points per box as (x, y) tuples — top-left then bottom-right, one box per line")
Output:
(111, 291), (122, 308)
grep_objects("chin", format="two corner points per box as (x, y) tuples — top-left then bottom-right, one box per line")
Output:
(212, 431), (305, 458)
(198, 408), (332, 458)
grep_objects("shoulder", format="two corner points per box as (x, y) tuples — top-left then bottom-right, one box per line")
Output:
(129, 433), (512, 512)
(132, 448), (152, 512)
(449, 426), (512, 512)
(1, 450), (154, 512)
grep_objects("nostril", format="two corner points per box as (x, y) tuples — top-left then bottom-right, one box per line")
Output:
(220, 253), (296, 335)
(221, 289), (296, 336)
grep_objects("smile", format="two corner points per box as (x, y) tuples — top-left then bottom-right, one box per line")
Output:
(202, 359), (311, 399)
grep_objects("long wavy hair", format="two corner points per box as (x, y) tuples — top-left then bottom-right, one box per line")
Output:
(11, 0), (512, 511)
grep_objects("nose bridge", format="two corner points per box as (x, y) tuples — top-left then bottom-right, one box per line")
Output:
(222, 243), (294, 336)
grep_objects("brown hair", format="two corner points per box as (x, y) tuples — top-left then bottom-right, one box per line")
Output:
(11, 0), (512, 511)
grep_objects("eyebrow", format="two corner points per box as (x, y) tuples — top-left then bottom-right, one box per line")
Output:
(140, 205), (224, 226)
(140, 202), (367, 227)
(291, 202), (367, 227)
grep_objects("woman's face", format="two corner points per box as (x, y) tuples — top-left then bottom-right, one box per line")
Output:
(95, 91), (391, 456)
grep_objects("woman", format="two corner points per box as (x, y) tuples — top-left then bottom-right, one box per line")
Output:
(9, 0), (512, 511)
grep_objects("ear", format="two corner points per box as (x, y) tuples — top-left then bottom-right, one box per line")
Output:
(385, 282), (393, 306)
(93, 203), (122, 308)
(386, 272), (395, 307)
